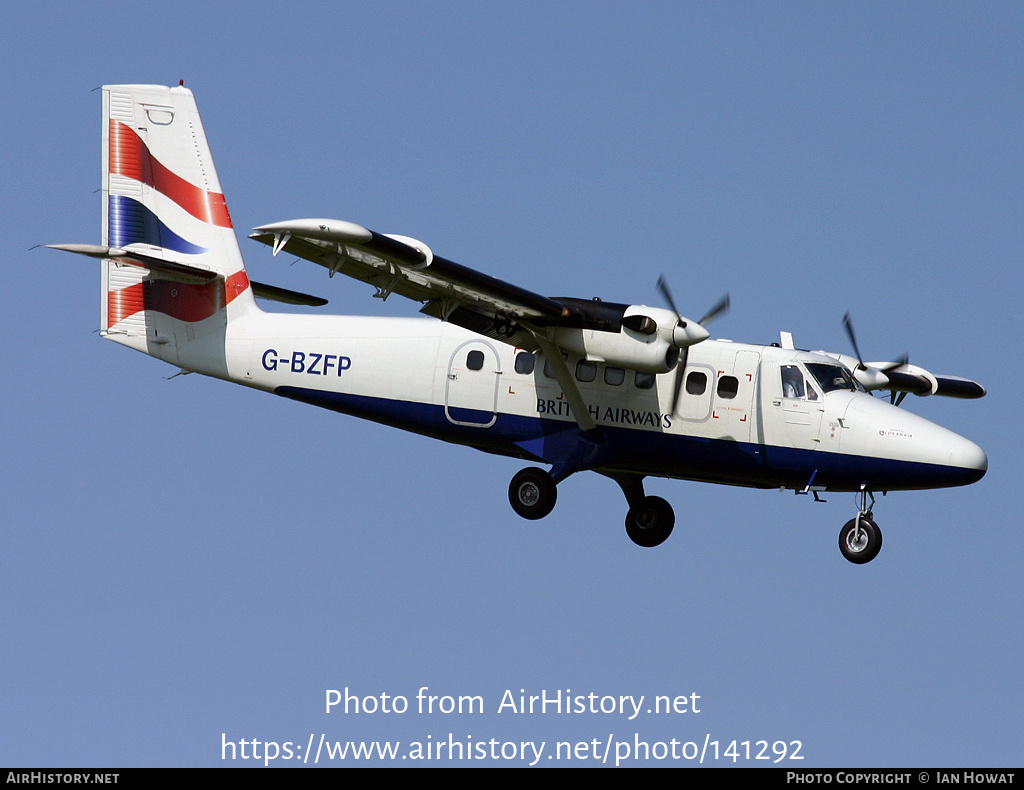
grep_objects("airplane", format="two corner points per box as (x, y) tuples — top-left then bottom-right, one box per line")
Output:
(50, 84), (988, 564)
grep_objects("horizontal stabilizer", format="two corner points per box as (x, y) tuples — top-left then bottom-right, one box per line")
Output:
(50, 243), (326, 307)
(250, 281), (328, 306)
(47, 243), (220, 284)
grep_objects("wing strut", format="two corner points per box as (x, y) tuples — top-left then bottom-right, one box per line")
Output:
(530, 333), (597, 432)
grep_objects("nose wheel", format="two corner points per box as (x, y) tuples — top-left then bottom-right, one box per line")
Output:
(839, 490), (883, 564)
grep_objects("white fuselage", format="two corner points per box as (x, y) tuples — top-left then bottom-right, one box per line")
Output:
(140, 306), (986, 494)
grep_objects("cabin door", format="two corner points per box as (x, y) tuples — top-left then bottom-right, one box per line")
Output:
(445, 340), (501, 427)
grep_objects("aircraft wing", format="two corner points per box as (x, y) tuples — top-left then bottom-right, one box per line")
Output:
(249, 218), (720, 434)
(249, 218), (574, 350)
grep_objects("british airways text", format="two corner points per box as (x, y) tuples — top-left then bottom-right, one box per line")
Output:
(262, 349), (352, 376)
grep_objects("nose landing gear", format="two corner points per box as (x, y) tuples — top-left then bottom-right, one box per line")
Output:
(839, 490), (883, 564)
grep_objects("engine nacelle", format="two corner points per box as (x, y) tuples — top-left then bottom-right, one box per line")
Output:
(826, 353), (987, 398)
(548, 305), (702, 374)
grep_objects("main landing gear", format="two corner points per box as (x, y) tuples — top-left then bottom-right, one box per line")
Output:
(624, 495), (675, 548)
(838, 490), (883, 564)
(508, 467), (676, 548)
(508, 467), (557, 520)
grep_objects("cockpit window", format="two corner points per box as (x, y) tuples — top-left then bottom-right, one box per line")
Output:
(805, 363), (859, 393)
(781, 365), (805, 398)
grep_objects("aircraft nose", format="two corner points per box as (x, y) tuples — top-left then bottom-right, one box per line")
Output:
(845, 395), (987, 489)
(949, 436), (988, 484)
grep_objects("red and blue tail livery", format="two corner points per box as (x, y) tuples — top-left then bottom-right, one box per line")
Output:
(108, 118), (231, 229)
(91, 84), (254, 351)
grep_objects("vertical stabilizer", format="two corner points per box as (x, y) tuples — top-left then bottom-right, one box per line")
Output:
(100, 84), (256, 365)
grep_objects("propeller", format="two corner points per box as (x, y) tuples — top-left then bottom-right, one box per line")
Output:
(657, 275), (730, 415)
(841, 312), (914, 393)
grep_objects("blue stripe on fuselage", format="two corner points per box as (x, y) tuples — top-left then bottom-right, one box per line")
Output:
(275, 386), (984, 492)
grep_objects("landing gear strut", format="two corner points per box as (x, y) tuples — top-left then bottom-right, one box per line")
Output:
(839, 490), (883, 564)
(606, 473), (676, 548)
(508, 467), (557, 520)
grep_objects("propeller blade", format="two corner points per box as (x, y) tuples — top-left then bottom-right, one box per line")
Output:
(670, 347), (689, 416)
(877, 354), (909, 373)
(699, 293), (730, 326)
(842, 312), (865, 369)
(656, 275), (679, 317)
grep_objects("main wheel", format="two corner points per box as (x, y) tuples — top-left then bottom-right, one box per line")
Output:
(625, 496), (675, 547)
(839, 516), (883, 564)
(508, 467), (557, 520)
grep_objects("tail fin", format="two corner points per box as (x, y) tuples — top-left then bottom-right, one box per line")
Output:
(100, 84), (256, 363)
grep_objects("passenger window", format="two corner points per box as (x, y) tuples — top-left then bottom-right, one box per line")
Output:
(466, 350), (484, 371)
(604, 366), (625, 386)
(685, 371), (707, 395)
(514, 351), (535, 375)
(576, 360), (597, 383)
(543, 358), (555, 379)
(717, 375), (738, 399)
(635, 371), (655, 390)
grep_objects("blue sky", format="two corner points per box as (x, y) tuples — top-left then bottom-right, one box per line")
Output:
(2, 1), (1021, 767)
